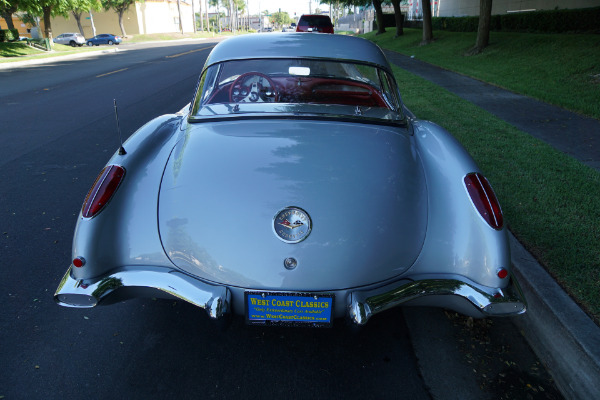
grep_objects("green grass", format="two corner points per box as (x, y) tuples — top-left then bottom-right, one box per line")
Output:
(0, 41), (46, 58)
(0, 41), (104, 63)
(0, 31), (231, 62)
(364, 28), (600, 119)
(388, 62), (600, 323)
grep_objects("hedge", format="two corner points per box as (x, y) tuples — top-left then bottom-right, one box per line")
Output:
(0, 29), (19, 42)
(431, 7), (600, 34)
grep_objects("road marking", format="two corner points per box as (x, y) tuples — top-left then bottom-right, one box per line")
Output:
(165, 46), (212, 59)
(96, 68), (128, 78)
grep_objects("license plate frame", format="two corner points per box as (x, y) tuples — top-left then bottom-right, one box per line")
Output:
(245, 291), (334, 328)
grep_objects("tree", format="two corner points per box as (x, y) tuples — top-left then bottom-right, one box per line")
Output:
(372, 0), (385, 35)
(176, 0), (183, 33)
(196, 0), (202, 31)
(67, 0), (101, 36)
(204, 0), (208, 31)
(390, 0), (403, 37)
(1, 0), (19, 30)
(468, 0), (493, 55)
(20, 0), (70, 40)
(101, 0), (136, 37)
(271, 11), (290, 27)
(421, 0), (433, 44)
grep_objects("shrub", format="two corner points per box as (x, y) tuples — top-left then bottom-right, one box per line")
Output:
(431, 7), (600, 34)
(0, 29), (20, 42)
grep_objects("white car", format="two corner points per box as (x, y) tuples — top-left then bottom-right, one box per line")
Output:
(54, 33), (85, 47)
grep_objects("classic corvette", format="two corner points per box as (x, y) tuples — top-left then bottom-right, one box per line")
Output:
(55, 33), (526, 327)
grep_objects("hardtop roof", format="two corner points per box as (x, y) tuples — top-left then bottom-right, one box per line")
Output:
(203, 33), (392, 73)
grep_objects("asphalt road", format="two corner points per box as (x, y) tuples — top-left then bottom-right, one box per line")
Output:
(0, 39), (561, 399)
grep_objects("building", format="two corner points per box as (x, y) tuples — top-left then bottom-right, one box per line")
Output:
(0, 13), (34, 38)
(1, 0), (195, 40)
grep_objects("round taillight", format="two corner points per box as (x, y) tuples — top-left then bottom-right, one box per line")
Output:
(73, 257), (86, 268)
(497, 268), (509, 279)
(464, 173), (503, 230)
(82, 165), (125, 218)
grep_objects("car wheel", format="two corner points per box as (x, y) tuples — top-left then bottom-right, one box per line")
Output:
(108, 40), (114, 45)
(87, 42), (93, 46)
(69, 41), (76, 47)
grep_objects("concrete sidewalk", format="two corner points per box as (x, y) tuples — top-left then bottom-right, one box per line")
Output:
(385, 49), (600, 400)
(384, 50), (600, 172)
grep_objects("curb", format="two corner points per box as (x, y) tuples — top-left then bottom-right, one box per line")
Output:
(509, 233), (600, 399)
(0, 47), (119, 70)
(0, 37), (210, 71)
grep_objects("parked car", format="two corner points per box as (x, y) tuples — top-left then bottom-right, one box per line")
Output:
(296, 14), (334, 34)
(54, 33), (526, 328)
(53, 32), (85, 47)
(86, 34), (122, 46)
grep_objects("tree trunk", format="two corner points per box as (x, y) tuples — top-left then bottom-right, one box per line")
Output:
(42, 6), (53, 40)
(205, 0), (209, 32)
(470, 0), (493, 54)
(198, 0), (202, 31)
(2, 13), (15, 30)
(372, 0), (385, 35)
(72, 11), (84, 36)
(118, 10), (127, 36)
(391, 0), (403, 37)
(2, 2), (18, 30)
(421, 0), (433, 45)
(176, 0), (183, 33)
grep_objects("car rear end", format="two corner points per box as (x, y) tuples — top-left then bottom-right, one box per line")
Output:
(73, 33), (85, 46)
(296, 15), (334, 33)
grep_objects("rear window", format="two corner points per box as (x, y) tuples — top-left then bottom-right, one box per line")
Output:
(190, 58), (404, 122)
(298, 16), (332, 28)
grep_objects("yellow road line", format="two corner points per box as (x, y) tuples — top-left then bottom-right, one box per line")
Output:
(96, 68), (128, 78)
(165, 46), (212, 59)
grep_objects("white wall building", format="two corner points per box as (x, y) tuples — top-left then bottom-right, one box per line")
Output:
(49, 0), (195, 38)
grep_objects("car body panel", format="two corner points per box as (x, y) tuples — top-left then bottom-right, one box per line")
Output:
(158, 119), (427, 289)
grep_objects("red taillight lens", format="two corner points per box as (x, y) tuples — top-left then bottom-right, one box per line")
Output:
(464, 173), (503, 230)
(82, 165), (125, 218)
(73, 257), (86, 268)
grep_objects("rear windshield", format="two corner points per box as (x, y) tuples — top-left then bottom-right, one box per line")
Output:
(298, 16), (332, 27)
(190, 58), (403, 120)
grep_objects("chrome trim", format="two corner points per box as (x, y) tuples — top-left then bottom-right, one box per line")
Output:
(54, 266), (231, 319)
(348, 274), (526, 325)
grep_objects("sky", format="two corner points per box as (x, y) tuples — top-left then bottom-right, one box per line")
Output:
(246, 0), (330, 19)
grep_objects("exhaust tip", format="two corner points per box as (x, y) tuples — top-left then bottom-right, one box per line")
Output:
(55, 293), (97, 308)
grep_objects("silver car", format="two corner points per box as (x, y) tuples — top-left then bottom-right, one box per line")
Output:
(53, 32), (85, 47)
(55, 33), (526, 328)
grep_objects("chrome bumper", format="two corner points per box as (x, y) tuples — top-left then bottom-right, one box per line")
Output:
(55, 266), (525, 325)
(348, 274), (526, 325)
(54, 266), (230, 319)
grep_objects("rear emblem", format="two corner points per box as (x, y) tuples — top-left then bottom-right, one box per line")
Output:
(274, 207), (312, 243)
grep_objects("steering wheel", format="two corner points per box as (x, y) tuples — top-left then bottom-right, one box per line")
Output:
(229, 72), (278, 103)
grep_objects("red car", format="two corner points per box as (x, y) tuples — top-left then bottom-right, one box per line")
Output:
(295, 15), (334, 34)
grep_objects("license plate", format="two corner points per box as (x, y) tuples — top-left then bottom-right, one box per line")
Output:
(245, 292), (334, 327)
